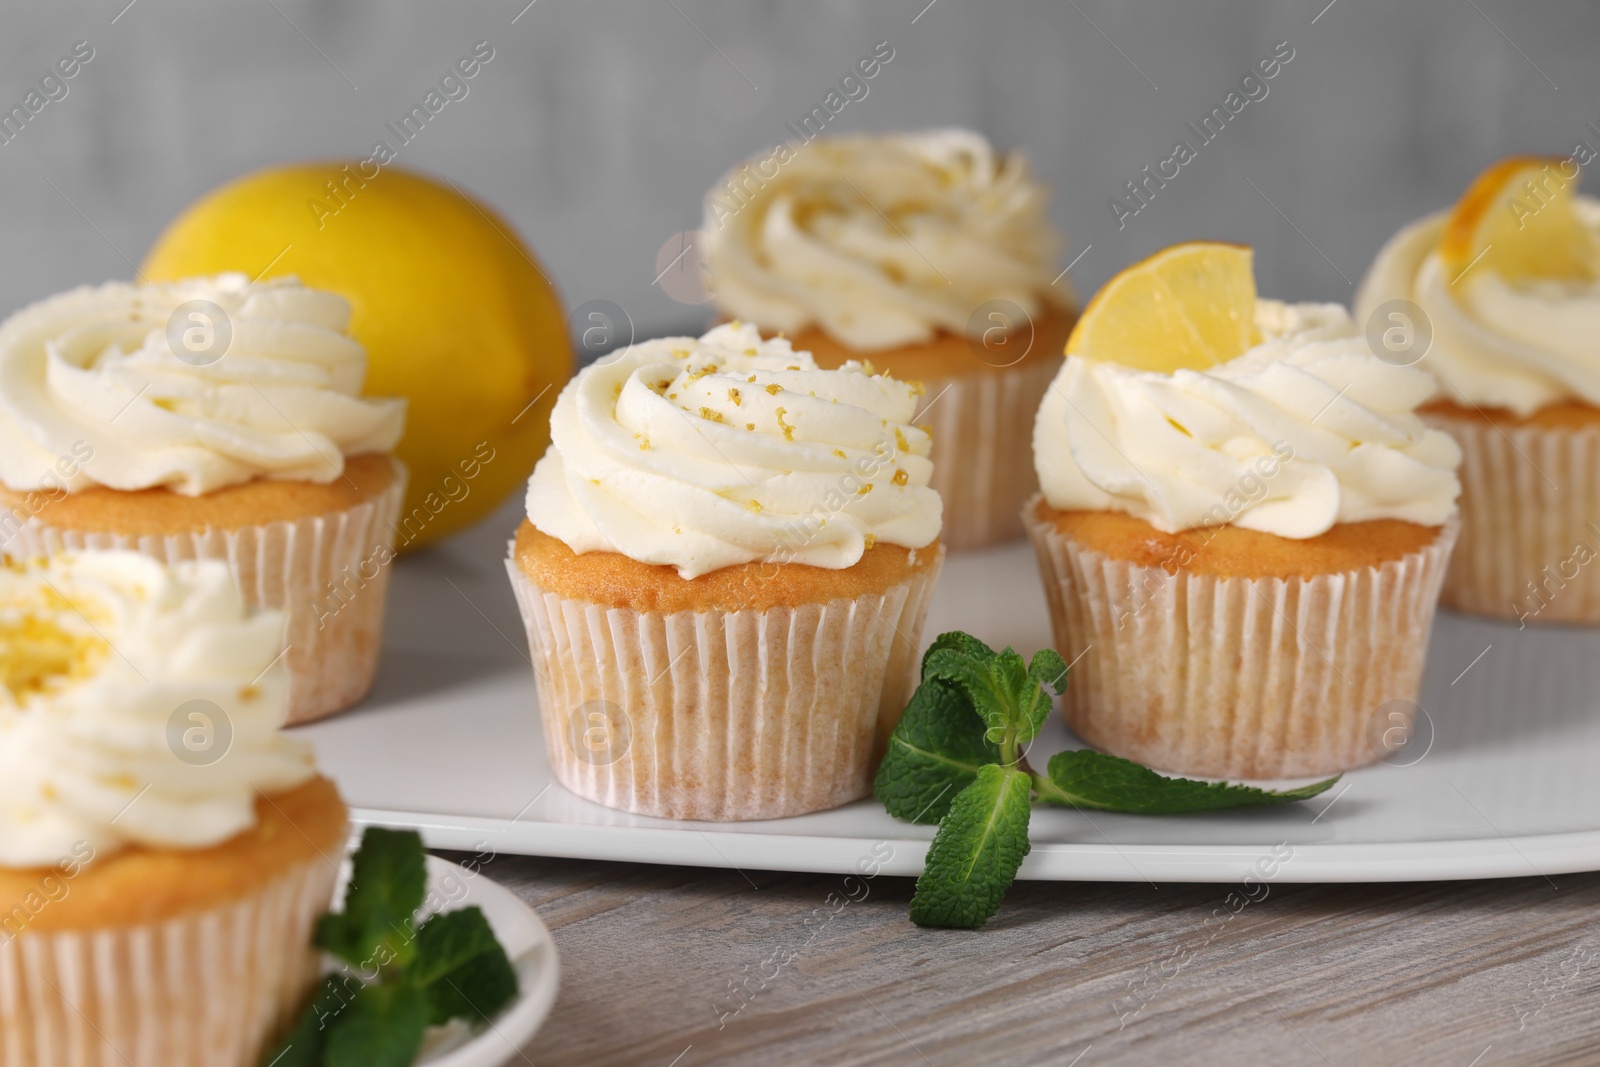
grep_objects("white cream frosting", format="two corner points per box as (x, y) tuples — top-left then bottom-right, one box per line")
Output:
(1033, 302), (1462, 539)
(0, 551), (314, 868)
(0, 274), (405, 495)
(526, 323), (941, 578)
(1355, 199), (1600, 416)
(702, 129), (1071, 351)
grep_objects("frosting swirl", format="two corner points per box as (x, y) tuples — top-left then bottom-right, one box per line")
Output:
(702, 129), (1070, 351)
(1033, 302), (1462, 538)
(0, 274), (405, 495)
(0, 551), (314, 868)
(526, 323), (941, 578)
(1355, 200), (1600, 416)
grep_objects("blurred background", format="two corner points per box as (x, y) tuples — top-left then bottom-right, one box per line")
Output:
(2, 0), (1598, 342)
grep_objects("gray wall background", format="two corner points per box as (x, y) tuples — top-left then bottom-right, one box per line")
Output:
(2, 0), (1598, 342)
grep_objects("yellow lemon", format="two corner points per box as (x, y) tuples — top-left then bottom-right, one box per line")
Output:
(1438, 155), (1599, 285)
(1066, 241), (1259, 373)
(142, 162), (573, 550)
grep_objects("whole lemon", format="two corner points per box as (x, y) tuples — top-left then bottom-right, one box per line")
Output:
(142, 162), (572, 551)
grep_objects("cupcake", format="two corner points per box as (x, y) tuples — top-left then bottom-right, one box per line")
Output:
(0, 551), (346, 1067)
(0, 274), (407, 722)
(1356, 155), (1600, 624)
(1027, 243), (1462, 779)
(701, 129), (1075, 549)
(509, 322), (944, 820)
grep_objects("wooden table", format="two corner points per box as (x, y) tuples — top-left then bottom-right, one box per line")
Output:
(441, 850), (1600, 1066)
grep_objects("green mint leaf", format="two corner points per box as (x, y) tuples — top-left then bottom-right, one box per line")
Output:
(259, 974), (353, 1067)
(995, 647), (1069, 745)
(908, 764), (1033, 930)
(1022, 647), (1069, 741)
(925, 642), (1066, 756)
(411, 907), (501, 986)
(414, 907), (520, 1025)
(423, 949), (521, 1028)
(874, 676), (999, 824)
(923, 647), (1011, 747)
(990, 648), (1056, 746)
(315, 828), (427, 971)
(921, 630), (995, 675)
(324, 981), (429, 1067)
(1039, 749), (1339, 814)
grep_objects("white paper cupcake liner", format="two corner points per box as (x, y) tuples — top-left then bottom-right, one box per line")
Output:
(0, 852), (340, 1067)
(507, 548), (944, 821)
(1424, 408), (1600, 624)
(921, 358), (1060, 551)
(0, 468), (407, 724)
(1025, 500), (1457, 779)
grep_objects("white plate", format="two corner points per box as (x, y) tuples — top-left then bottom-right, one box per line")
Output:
(325, 854), (560, 1067)
(299, 497), (1600, 884)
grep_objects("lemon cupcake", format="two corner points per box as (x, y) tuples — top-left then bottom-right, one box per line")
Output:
(1027, 243), (1461, 779)
(1356, 156), (1600, 624)
(0, 274), (407, 722)
(701, 129), (1075, 549)
(0, 551), (346, 1067)
(509, 322), (944, 821)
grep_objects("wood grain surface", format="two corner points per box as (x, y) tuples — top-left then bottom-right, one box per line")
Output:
(439, 851), (1600, 1066)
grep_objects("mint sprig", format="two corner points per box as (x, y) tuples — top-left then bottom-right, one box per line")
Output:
(876, 632), (1338, 929)
(263, 828), (520, 1067)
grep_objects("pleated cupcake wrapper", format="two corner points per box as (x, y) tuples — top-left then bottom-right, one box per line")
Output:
(1024, 499), (1457, 779)
(0, 852), (341, 1067)
(921, 358), (1060, 551)
(1, 471), (407, 725)
(506, 548), (944, 821)
(1424, 408), (1600, 624)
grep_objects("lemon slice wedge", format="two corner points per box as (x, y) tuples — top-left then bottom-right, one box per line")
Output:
(1066, 241), (1259, 373)
(1438, 156), (1599, 284)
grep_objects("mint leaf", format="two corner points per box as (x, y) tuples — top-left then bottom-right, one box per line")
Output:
(909, 764), (1033, 930)
(414, 907), (520, 1025)
(411, 907), (502, 987)
(260, 974), (355, 1067)
(922, 630), (995, 670)
(990, 647), (1066, 746)
(924, 647), (1012, 748)
(874, 677), (998, 824)
(316, 827), (426, 971)
(424, 951), (520, 1028)
(990, 649), (1031, 735)
(1039, 750), (1339, 814)
(324, 981), (429, 1067)
(1023, 647), (1069, 740)
(924, 643), (1067, 760)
